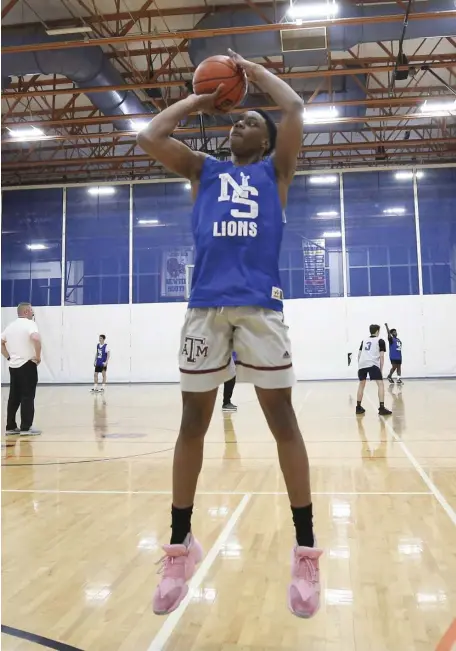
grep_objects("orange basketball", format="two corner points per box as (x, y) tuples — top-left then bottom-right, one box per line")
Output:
(193, 55), (248, 112)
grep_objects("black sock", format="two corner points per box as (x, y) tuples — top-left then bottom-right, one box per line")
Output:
(379, 402), (384, 408)
(357, 401), (361, 407)
(170, 505), (193, 545)
(291, 504), (314, 548)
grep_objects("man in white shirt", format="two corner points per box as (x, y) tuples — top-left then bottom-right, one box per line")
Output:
(1, 302), (42, 435)
(356, 324), (392, 417)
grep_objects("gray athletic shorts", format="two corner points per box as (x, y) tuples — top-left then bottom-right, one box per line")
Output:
(179, 306), (295, 392)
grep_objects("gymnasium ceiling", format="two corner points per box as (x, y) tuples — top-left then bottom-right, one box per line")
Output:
(1, 0), (456, 186)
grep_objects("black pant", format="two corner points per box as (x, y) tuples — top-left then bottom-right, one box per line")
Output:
(7, 361), (38, 431)
(223, 377), (236, 405)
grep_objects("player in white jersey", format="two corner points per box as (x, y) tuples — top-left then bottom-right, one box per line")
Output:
(356, 324), (392, 416)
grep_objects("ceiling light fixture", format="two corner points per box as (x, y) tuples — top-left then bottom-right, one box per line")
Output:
(317, 211), (339, 217)
(304, 106), (339, 123)
(288, 2), (339, 20)
(7, 126), (45, 141)
(27, 243), (48, 251)
(138, 219), (160, 225)
(420, 100), (456, 115)
(309, 175), (339, 185)
(323, 231), (342, 238)
(46, 26), (93, 35)
(184, 182), (191, 190)
(87, 186), (116, 196)
(383, 207), (406, 215)
(130, 119), (150, 133)
(395, 171), (424, 180)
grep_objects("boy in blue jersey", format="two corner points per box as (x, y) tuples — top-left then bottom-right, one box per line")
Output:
(138, 49), (322, 619)
(385, 323), (404, 385)
(91, 335), (110, 393)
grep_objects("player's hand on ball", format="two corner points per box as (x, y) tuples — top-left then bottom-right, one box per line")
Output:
(191, 85), (225, 114)
(227, 49), (259, 81)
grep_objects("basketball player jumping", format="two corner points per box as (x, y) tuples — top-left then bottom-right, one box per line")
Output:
(138, 50), (321, 619)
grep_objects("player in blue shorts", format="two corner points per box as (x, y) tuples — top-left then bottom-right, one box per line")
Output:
(138, 49), (321, 619)
(385, 323), (403, 385)
(91, 334), (110, 393)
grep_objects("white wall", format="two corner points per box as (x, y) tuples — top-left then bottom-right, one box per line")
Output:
(2, 295), (456, 384)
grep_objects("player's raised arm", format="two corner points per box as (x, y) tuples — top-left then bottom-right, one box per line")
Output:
(228, 50), (304, 184)
(137, 91), (221, 181)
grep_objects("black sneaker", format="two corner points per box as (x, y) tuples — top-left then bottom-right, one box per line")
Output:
(222, 403), (237, 412)
(397, 379), (404, 385)
(387, 377), (394, 384)
(378, 407), (392, 416)
(356, 406), (366, 415)
(5, 428), (20, 435)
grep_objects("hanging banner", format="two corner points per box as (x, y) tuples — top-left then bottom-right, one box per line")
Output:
(161, 248), (193, 298)
(303, 238), (326, 296)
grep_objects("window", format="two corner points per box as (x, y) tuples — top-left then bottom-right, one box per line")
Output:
(133, 182), (193, 303)
(417, 168), (456, 295)
(344, 171), (418, 296)
(282, 174), (343, 298)
(65, 186), (129, 305)
(1, 189), (63, 307)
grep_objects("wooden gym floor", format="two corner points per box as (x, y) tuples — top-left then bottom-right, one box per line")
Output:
(2, 379), (456, 651)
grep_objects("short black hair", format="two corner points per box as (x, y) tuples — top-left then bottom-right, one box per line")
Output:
(369, 324), (380, 335)
(255, 109), (277, 155)
(99, 334), (106, 340)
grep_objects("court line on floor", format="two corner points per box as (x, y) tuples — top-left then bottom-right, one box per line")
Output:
(1, 625), (84, 651)
(1, 489), (433, 496)
(1, 447), (175, 467)
(365, 394), (456, 526)
(146, 492), (251, 651)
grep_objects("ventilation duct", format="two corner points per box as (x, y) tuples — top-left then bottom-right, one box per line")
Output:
(189, 1), (456, 67)
(188, 0), (456, 129)
(2, 26), (152, 131)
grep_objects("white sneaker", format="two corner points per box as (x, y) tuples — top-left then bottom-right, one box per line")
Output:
(20, 427), (42, 436)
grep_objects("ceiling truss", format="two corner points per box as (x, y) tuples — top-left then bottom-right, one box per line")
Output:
(2, 0), (456, 185)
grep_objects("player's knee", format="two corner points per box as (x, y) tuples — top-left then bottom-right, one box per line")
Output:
(180, 392), (214, 439)
(259, 391), (299, 442)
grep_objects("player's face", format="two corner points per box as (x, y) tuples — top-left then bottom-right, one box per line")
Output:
(99, 337), (104, 344)
(229, 111), (269, 157)
(391, 330), (397, 337)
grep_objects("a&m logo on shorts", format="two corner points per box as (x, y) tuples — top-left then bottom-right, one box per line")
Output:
(182, 336), (209, 363)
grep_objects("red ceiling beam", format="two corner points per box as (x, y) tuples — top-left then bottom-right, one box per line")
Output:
(5, 2), (285, 30)
(1, 0), (20, 19)
(3, 100), (451, 131)
(4, 61), (455, 100)
(1, 122), (446, 147)
(4, 137), (456, 169)
(119, 0), (156, 36)
(4, 149), (455, 184)
(3, 10), (456, 54)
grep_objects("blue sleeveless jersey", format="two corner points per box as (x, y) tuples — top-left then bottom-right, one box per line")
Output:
(189, 157), (284, 311)
(389, 336), (402, 361)
(97, 343), (108, 364)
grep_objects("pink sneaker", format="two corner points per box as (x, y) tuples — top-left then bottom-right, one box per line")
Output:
(153, 535), (203, 615)
(288, 544), (323, 618)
